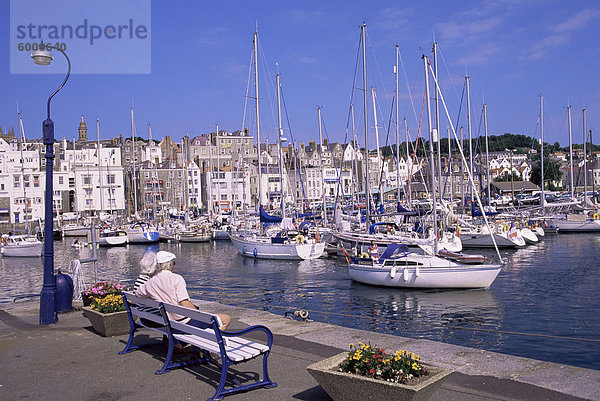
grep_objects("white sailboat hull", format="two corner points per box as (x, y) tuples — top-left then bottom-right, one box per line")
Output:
(212, 228), (230, 240)
(2, 241), (43, 257)
(62, 225), (88, 237)
(127, 230), (160, 244)
(98, 235), (128, 246)
(178, 234), (211, 243)
(348, 263), (502, 289)
(549, 218), (600, 232)
(230, 234), (325, 260)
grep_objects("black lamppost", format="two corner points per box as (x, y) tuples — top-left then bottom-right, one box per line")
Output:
(31, 42), (71, 325)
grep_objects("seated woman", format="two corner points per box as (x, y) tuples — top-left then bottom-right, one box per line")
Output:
(134, 251), (157, 291)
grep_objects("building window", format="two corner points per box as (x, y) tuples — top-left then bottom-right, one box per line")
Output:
(33, 175), (40, 187)
(166, 182), (171, 189)
(83, 175), (91, 185)
(13, 175), (20, 189)
(59, 176), (64, 185)
(107, 174), (116, 184)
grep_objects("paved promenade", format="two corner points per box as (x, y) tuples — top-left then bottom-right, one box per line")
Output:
(0, 299), (597, 401)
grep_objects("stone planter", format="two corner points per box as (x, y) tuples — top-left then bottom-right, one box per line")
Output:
(82, 307), (130, 337)
(307, 352), (453, 401)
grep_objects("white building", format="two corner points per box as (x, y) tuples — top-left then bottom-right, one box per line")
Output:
(0, 148), (44, 224)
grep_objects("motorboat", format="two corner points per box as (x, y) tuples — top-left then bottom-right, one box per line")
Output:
(177, 225), (212, 243)
(347, 244), (502, 289)
(62, 223), (88, 237)
(1, 235), (43, 257)
(229, 231), (325, 260)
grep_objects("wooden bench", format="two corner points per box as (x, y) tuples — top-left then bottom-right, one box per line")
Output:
(120, 291), (277, 400)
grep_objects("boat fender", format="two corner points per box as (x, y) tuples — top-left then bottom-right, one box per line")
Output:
(296, 235), (305, 244)
(415, 266), (420, 277)
(403, 268), (409, 281)
(594, 213), (599, 220)
(390, 266), (396, 279)
(253, 248), (258, 258)
(242, 246), (247, 255)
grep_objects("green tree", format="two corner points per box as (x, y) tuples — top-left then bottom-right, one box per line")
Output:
(530, 158), (563, 189)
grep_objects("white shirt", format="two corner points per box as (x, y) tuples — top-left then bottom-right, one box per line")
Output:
(135, 270), (190, 321)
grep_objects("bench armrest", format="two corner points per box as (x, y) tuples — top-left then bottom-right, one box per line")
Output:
(221, 325), (274, 349)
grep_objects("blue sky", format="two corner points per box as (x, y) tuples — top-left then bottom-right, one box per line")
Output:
(1, 0), (599, 148)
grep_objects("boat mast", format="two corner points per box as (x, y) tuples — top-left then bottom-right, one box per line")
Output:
(97, 117), (104, 213)
(317, 106), (325, 223)
(465, 76), (474, 207)
(583, 108), (587, 206)
(17, 109), (29, 235)
(253, 30), (262, 210)
(361, 22), (371, 228)
(216, 124), (221, 215)
(130, 106), (138, 218)
(405, 118), (411, 207)
(371, 88), (382, 187)
(395, 45), (401, 205)
(276, 74), (286, 219)
(208, 130), (214, 219)
(484, 103), (490, 207)
(540, 94), (545, 210)
(432, 42), (443, 208)
(448, 126), (453, 209)
(148, 124), (157, 220)
(568, 105), (574, 200)
(423, 55), (438, 253)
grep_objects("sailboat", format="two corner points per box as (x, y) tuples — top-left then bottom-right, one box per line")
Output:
(2, 108), (43, 257)
(229, 31), (324, 260)
(347, 244), (501, 289)
(347, 31), (502, 289)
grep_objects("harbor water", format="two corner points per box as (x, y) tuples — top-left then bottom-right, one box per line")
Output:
(0, 233), (598, 371)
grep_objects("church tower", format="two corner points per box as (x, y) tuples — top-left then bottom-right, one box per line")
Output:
(78, 115), (88, 142)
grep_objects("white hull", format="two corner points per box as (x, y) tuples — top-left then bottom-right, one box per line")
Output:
(518, 228), (539, 244)
(348, 263), (501, 289)
(98, 235), (128, 246)
(212, 229), (230, 240)
(230, 234), (325, 260)
(178, 234), (211, 243)
(460, 232), (518, 248)
(2, 241), (43, 257)
(62, 225), (88, 237)
(127, 230), (160, 243)
(549, 218), (600, 232)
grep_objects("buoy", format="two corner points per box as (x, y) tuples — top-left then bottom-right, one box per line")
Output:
(403, 268), (409, 281)
(390, 266), (396, 279)
(594, 213), (599, 220)
(296, 235), (305, 244)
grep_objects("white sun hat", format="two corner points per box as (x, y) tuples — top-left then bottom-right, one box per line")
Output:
(156, 251), (176, 264)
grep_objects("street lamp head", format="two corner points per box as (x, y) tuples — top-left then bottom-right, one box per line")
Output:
(31, 50), (53, 66)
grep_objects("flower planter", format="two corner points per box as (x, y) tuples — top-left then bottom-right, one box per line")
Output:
(307, 352), (453, 401)
(82, 306), (130, 337)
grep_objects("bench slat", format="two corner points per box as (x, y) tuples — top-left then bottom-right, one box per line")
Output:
(162, 303), (222, 327)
